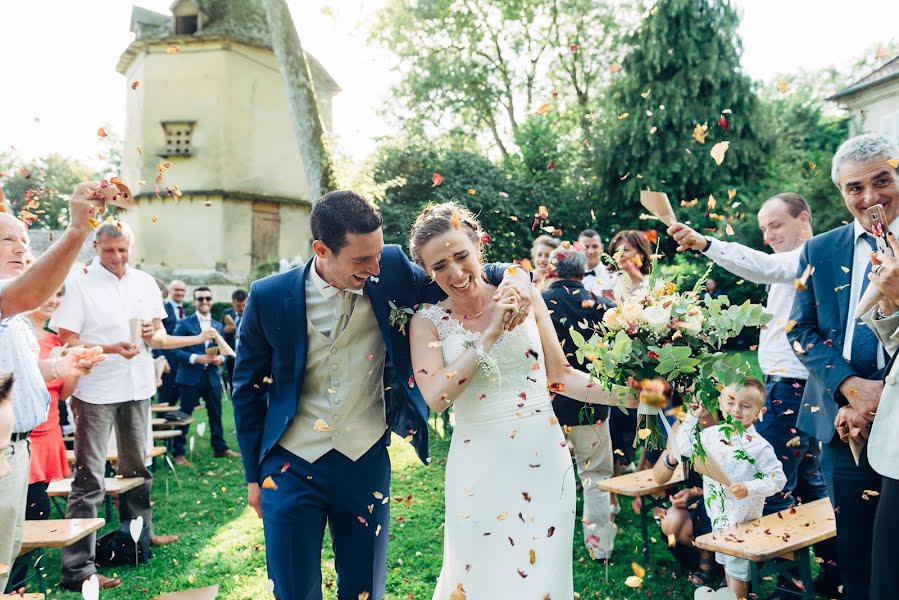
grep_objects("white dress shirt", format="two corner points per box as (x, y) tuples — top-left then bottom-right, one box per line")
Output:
(703, 239), (808, 379)
(0, 281), (51, 432)
(307, 257), (364, 337)
(49, 259), (167, 405)
(188, 313), (213, 364)
(862, 309), (899, 479)
(677, 413), (787, 529)
(583, 263), (616, 298)
(840, 218), (899, 368)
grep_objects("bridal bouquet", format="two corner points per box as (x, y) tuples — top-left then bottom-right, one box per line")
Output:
(571, 261), (772, 451)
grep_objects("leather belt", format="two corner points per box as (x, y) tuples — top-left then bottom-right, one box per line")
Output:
(11, 431), (31, 442)
(763, 375), (806, 387)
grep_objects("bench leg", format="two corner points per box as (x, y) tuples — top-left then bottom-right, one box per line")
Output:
(796, 547), (813, 600)
(36, 548), (46, 596)
(640, 501), (652, 562)
(750, 561), (762, 597)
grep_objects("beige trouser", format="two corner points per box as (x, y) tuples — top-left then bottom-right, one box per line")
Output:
(567, 421), (616, 559)
(0, 438), (30, 591)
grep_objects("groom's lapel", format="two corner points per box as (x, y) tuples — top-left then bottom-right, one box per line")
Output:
(834, 224), (855, 338)
(365, 277), (395, 355)
(284, 260), (310, 383)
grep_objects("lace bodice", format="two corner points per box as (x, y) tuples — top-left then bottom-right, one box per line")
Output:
(417, 304), (554, 425)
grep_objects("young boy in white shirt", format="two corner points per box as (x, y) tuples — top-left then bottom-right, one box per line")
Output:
(677, 378), (787, 598)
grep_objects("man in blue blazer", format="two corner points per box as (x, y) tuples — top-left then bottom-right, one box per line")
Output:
(232, 191), (529, 600)
(788, 133), (898, 600)
(155, 288), (181, 406)
(172, 287), (239, 464)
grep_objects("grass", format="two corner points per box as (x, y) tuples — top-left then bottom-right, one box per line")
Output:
(23, 351), (768, 599)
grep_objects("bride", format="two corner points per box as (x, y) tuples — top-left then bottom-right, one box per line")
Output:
(408, 203), (633, 599)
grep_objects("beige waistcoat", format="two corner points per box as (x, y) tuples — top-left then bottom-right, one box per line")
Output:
(278, 287), (387, 463)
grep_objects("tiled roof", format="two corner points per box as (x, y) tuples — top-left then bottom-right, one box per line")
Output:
(829, 55), (899, 101)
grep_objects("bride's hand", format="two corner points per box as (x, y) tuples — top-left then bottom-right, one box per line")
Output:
(487, 289), (519, 340)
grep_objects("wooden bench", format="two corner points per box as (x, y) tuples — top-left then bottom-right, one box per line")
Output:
(153, 416), (195, 429)
(66, 446), (167, 464)
(0, 594), (44, 599)
(594, 467), (686, 562)
(151, 404), (204, 414)
(47, 477), (145, 522)
(14, 518), (105, 595)
(694, 498), (836, 600)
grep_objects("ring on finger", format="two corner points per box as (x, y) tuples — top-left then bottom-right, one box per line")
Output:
(518, 307), (527, 314)
(874, 265), (886, 276)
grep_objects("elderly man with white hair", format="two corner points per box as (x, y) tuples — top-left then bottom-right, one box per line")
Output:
(0, 183), (110, 593)
(787, 133), (899, 600)
(49, 220), (214, 591)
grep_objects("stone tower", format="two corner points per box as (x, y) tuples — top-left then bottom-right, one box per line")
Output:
(116, 0), (340, 284)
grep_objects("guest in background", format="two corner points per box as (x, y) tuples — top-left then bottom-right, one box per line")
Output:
(578, 229), (615, 299)
(542, 246), (616, 560)
(222, 289), (247, 394)
(172, 287), (240, 465)
(530, 234), (561, 289)
(159, 280), (188, 406)
(704, 278), (721, 300)
(166, 280), (188, 321)
(608, 230), (652, 297)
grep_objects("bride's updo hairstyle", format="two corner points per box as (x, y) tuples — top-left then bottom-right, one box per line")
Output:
(409, 201), (483, 266)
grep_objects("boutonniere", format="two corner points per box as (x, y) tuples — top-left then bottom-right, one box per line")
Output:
(388, 301), (416, 335)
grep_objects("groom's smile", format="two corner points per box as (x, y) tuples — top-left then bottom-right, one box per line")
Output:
(312, 227), (384, 291)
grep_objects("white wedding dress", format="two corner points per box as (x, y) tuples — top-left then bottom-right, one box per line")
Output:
(419, 305), (576, 600)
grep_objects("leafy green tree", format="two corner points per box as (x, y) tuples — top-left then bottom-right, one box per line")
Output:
(598, 0), (770, 229)
(0, 154), (95, 229)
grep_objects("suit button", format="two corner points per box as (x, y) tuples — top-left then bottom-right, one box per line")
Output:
(887, 375), (896, 386)
(330, 347), (337, 355)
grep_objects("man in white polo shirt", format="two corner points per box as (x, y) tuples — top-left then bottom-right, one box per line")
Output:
(50, 221), (207, 591)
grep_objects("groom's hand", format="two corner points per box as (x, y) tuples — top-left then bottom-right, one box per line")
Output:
(667, 223), (707, 253)
(247, 482), (262, 518)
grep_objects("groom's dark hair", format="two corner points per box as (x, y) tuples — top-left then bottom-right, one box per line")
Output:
(310, 191), (382, 255)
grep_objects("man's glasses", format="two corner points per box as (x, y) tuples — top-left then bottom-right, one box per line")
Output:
(195, 296), (213, 302)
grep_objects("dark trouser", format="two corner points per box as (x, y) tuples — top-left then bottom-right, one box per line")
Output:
(758, 381), (829, 512)
(156, 357), (179, 406)
(61, 398), (153, 585)
(872, 475), (899, 599)
(5, 481), (50, 593)
(174, 382), (228, 456)
(261, 440), (391, 600)
(821, 438), (881, 600)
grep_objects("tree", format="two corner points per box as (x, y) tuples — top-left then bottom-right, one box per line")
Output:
(372, 0), (625, 158)
(598, 0), (770, 229)
(0, 154), (95, 230)
(262, 0), (337, 199)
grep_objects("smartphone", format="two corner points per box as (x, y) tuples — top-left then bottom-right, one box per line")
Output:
(867, 205), (894, 256)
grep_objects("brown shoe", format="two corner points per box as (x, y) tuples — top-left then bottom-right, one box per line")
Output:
(173, 455), (192, 466)
(62, 573), (123, 591)
(214, 449), (241, 458)
(150, 533), (179, 546)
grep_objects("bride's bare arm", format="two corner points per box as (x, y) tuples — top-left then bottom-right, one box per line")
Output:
(409, 290), (519, 413)
(532, 288), (636, 408)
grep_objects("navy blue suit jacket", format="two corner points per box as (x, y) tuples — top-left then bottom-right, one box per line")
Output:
(788, 223), (865, 443)
(155, 301), (179, 362)
(232, 245), (508, 484)
(173, 314), (225, 389)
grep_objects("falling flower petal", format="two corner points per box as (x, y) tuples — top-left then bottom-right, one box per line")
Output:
(710, 141), (730, 166)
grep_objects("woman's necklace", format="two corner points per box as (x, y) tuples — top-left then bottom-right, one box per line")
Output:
(450, 284), (491, 321)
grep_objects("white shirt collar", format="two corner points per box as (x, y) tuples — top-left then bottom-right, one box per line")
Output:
(309, 257), (364, 299)
(853, 216), (899, 243)
(196, 312), (211, 322)
(88, 256), (131, 281)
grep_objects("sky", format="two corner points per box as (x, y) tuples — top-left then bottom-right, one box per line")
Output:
(0, 0), (896, 167)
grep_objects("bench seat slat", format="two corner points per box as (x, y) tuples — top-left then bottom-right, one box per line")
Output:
(594, 467), (685, 497)
(694, 498), (836, 562)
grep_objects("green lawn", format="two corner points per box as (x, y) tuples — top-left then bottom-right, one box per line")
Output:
(23, 351), (769, 599)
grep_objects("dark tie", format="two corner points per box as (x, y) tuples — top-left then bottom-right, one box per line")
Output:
(850, 234), (882, 377)
(178, 305), (184, 319)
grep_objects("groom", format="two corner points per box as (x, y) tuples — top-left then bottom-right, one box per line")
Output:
(232, 190), (528, 600)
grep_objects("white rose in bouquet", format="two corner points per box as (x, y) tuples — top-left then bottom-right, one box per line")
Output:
(603, 306), (624, 330)
(619, 301), (644, 327)
(642, 303), (672, 333)
(681, 306), (704, 334)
